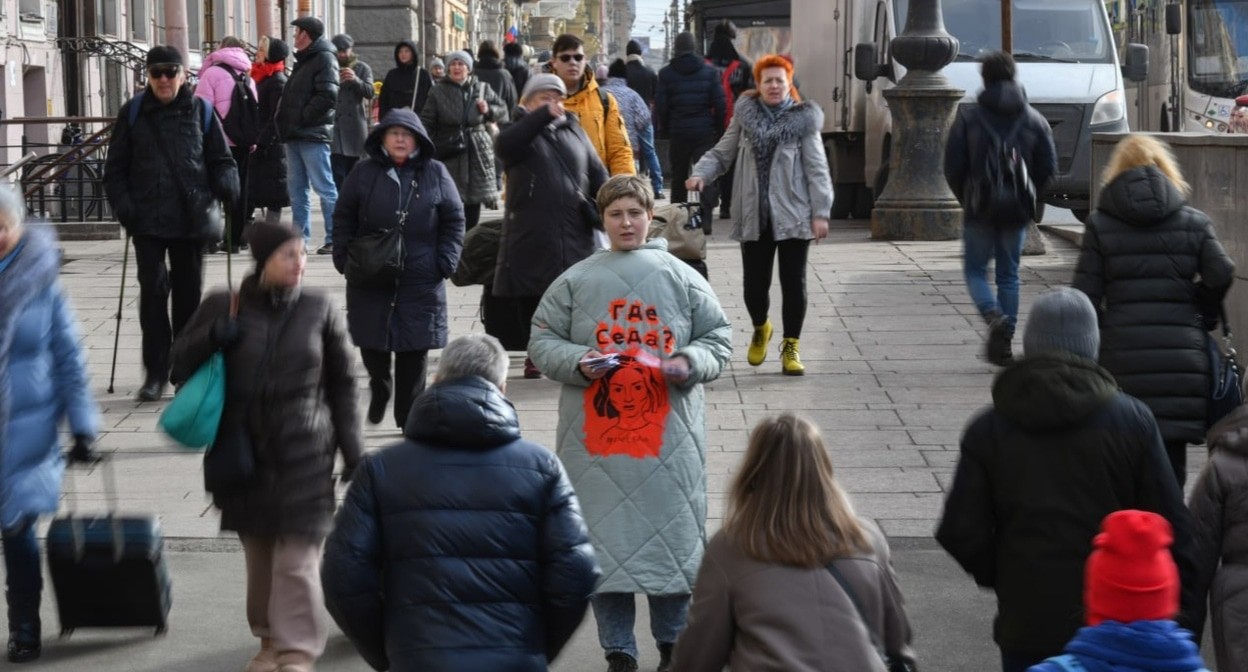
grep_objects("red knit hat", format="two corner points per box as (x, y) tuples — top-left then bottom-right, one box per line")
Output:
(1084, 510), (1179, 625)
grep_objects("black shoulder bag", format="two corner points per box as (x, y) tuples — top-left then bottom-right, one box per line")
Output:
(547, 133), (602, 231)
(345, 176), (418, 290)
(1208, 304), (1242, 427)
(825, 561), (916, 672)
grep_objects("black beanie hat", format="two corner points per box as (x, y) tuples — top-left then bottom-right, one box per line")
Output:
(249, 221), (300, 270)
(146, 45), (184, 68)
(627, 39), (642, 56)
(504, 41), (524, 58)
(608, 58), (627, 79)
(674, 32), (696, 56)
(265, 38), (290, 64)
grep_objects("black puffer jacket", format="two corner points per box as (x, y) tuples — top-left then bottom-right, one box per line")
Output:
(169, 277), (362, 539)
(492, 105), (608, 298)
(278, 36), (338, 142)
(944, 80), (1057, 224)
(936, 354), (1197, 658)
(625, 56), (658, 106)
(655, 52), (726, 138)
(321, 375), (601, 672)
(248, 70), (289, 209)
(378, 40), (434, 116)
(504, 55), (530, 99)
(474, 55), (518, 114)
(331, 109), (465, 352)
(1073, 166), (1236, 444)
(103, 86), (239, 240)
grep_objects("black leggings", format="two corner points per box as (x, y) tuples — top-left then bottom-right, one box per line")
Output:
(358, 348), (428, 429)
(464, 203), (482, 231)
(1164, 440), (1188, 489)
(740, 227), (810, 338)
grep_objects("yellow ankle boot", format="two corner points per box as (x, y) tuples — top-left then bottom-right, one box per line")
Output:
(780, 338), (804, 376)
(747, 320), (773, 366)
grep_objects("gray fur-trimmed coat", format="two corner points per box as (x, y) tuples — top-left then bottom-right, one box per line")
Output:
(691, 94), (833, 242)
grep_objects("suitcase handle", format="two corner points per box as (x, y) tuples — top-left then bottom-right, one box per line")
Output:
(62, 458), (124, 564)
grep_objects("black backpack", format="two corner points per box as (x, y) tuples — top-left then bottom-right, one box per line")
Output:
(214, 63), (261, 146)
(964, 111), (1036, 222)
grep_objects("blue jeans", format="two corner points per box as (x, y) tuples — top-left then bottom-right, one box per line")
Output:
(593, 592), (690, 661)
(286, 141), (338, 245)
(636, 124), (664, 193)
(3, 517), (41, 596)
(963, 220), (1027, 327)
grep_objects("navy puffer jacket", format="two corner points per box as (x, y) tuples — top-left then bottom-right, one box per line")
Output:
(321, 375), (601, 672)
(655, 52), (726, 138)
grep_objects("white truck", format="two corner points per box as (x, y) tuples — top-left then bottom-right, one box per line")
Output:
(790, 0), (1148, 221)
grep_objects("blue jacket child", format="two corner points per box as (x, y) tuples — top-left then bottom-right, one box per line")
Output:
(1029, 510), (1209, 672)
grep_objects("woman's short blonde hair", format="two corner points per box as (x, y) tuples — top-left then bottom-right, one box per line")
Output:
(1101, 134), (1190, 197)
(596, 174), (654, 214)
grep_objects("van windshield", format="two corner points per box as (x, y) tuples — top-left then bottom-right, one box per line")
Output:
(1188, 0), (1248, 98)
(896, 0), (1115, 64)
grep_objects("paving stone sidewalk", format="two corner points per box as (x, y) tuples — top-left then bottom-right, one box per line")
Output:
(51, 213), (1152, 543)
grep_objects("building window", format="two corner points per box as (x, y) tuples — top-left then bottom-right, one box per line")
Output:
(131, 0), (148, 41)
(153, 0), (164, 43)
(97, 0), (118, 35)
(212, 0), (228, 42)
(19, 0), (42, 18)
(187, 0), (202, 50)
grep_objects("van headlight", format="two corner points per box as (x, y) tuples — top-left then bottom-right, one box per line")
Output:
(1091, 90), (1125, 125)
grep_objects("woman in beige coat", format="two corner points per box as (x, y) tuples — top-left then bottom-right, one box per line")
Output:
(671, 413), (915, 672)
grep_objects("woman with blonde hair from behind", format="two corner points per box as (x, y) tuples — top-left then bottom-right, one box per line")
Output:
(1073, 134), (1235, 488)
(670, 414), (915, 671)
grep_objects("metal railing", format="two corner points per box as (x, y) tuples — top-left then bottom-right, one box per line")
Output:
(0, 117), (116, 223)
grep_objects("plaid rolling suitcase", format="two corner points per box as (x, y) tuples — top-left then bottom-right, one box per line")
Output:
(45, 459), (172, 637)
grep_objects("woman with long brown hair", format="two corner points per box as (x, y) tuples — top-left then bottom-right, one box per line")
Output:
(671, 413), (915, 671)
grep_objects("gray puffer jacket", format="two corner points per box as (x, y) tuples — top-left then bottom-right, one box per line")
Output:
(691, 94), (833, 242)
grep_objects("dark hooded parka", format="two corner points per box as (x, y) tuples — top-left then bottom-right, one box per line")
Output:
(379, 40), (435, 116)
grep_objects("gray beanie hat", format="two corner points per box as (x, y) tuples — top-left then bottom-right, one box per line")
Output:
(1023, 287), (1100, 360)
(430, 56), (445, 70)
(445, 50), (474, 71)
(674, 32), (697, 56)
(520, 73), (567, 101)
(331, 33), (353, 51)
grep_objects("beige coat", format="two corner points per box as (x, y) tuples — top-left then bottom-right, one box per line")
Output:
(671, 519), (915, 672)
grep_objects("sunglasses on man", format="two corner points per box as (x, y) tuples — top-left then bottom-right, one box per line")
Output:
(148, 65), (181, 80)
(557, 53), (585, 63)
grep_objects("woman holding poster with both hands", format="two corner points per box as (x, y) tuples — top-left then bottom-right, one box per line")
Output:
(529, 175), (732, 672)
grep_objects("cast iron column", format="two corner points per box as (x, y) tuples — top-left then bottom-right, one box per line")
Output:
(870, 0), (965, 241)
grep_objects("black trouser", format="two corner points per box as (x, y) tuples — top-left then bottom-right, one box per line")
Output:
(330, 153), (359, 193)
(132, 235), (205, 383)
(229, 145), (250, 249)
(359, 347), (428, 429)
(740, 226), (810, 339)
(668, 134), (718, 224)
(719, 165), (734, 213)
(1164, 440), (1188, 489)
(465, 203), (482, 231)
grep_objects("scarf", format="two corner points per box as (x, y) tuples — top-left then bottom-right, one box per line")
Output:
(735, 95), (802, 229)
(250, 60), (285, 84)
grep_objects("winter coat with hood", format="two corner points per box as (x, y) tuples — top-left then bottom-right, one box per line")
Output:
(379, 41), (434, 117)
(0, 225), (99, 531)
(331, 54), (374, 158)
(332, 109), (466, 352)
(1073, 166), (1236, 445)
(493, 104), (607, 299)
(420, 76), (508, 206)
(1029, 621), (1208, 672)
(249, 68), (290, 209)
(194, 46), (258, 147)
(474, 54), (519, 116)
(321, 375), (601, 672)
(671, 520), (916, 672)
(104, 85), (240, 240)
(600, 77), (651, 152)
(944, 79), (1057, 225)
(625, 54), (658, 106)
(691, 94), (832, 243)
(655, 52), (726, 139)
(935, 353), (1199, 658)
(529, 239), (733, 595)
(277, 35), (338, 143)
(169, 275), (362, 540)
(504, 54), (530, 100)
(1188, 403), (1248, 670)
(563, 71), (635, 176)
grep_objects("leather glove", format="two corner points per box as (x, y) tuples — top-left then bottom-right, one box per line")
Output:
(210, 317), (241, 349)
(69, 435), (100, 465)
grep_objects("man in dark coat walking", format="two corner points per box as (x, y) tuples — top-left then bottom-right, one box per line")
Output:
(103, 45), (239, 401)
(279, 16), (339, 255)
(944, 51), (1056, 366)
(378, 40), (434, 117)
(936, 288), (1198, 672)
(503, 41), (530, 99)
(474, 40), (518, 114)
(321, 333), (600, 672)
(704, 21), (753, 219)
(624, 39), (658, 107)
(330, 33), (374, 190)
(657, 32), (726, 228)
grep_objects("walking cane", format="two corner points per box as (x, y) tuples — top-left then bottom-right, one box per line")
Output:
(106, 233), (130, 394)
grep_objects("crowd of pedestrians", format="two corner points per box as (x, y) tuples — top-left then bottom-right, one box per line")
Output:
(1, 18), (1243, 672)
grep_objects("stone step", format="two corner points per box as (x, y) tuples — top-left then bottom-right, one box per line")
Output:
(49, 219), (122, 241)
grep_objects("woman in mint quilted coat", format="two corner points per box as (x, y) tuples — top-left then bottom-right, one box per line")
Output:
(530, 175), (732, 672)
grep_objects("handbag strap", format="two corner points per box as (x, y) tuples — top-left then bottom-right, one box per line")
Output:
(825, 561), (888, 658)
(545, 133), (589, 200)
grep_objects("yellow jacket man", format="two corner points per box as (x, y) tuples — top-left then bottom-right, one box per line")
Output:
(551, 34), (635, 176)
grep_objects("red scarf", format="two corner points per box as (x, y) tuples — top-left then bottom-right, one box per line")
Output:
(251, 60), (285, 84)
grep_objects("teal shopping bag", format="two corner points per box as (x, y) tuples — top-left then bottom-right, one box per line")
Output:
(158, 351), (226, 449)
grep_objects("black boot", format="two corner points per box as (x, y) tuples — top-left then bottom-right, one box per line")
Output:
(985, 312), (1015, 367)
(7, 592), (41, 663)
(606, 652), (638, 672)
(367, 381), (390, 426)
(137, 377), (166, 402)
(657, 643), (674, 672)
